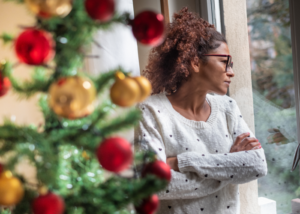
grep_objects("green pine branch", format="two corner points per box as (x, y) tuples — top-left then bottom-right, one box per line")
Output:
(63, 175), (167, 214)
(0, 0), (166, 213)
(99, 109), (142, 138)
(0, 33), (14, 45)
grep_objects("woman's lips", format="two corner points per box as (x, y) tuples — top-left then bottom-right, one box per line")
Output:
(224, 81), (231, 85)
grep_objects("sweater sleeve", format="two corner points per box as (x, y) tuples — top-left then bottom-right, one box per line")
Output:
(134, 103), (231, 200)
(177, 100), (268, 185)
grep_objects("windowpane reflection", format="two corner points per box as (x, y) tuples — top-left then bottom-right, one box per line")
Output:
(247, 0), (300, 213)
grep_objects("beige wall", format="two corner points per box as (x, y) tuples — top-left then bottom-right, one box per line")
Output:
(132, 0), (161, 74)
(222, 1), (260, 214)
(0, 0), (41, 183)
(132, 0), (199, 73)
(168, 0), (199, 21)
(0, 0), (43, 125)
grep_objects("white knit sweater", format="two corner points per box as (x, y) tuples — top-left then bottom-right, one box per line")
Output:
(134, 92), (268, 214)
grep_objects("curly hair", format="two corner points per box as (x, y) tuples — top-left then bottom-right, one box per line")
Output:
(143, 7), (227, 95)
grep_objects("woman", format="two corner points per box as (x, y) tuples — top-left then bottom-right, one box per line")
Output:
(134, 8), (268, 214)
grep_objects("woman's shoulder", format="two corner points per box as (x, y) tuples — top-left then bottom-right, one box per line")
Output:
(209, 93), (239, 115)
(136, 92), (166, 112)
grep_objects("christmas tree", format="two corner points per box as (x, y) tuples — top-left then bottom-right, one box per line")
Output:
(0, 0), (170, 213)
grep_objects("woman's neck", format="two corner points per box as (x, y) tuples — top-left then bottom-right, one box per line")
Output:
(166, 85), (210, 118)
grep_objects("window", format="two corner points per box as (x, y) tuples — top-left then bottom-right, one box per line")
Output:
(247, 0), (300, 213)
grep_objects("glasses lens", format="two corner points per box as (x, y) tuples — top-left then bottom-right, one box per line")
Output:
(226, 56), (232, 72)
(227, 56), (232, 67)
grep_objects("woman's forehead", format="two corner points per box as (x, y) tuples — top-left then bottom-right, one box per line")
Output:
(209, 42), (230, 54)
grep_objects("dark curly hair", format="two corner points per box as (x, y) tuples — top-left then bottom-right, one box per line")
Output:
(143, 7), (227, 95)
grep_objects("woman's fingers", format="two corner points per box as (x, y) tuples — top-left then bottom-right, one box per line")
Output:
(245, 141), (261, 150)
(251, 146), (261, 150)
(267, 128), (280, 133)
(240, 136), (259, 148)
(267, 132), (287, 144)
(166, 157), (179, 172)
(272, 132), (286, 142)
(231, 133), (262, 153)
(235, 132), (251, 145)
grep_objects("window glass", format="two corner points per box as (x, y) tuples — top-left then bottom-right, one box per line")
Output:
(247, 0), (299, 213)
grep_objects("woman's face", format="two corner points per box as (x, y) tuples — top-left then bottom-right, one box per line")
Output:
(192, 42), (234, 95)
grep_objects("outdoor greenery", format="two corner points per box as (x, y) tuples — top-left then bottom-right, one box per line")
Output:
(247, 0), (300, 213)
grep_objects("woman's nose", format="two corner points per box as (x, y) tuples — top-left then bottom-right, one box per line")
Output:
(227, 67), (234, 77)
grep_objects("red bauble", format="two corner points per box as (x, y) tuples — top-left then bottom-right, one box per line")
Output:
(85, 0), (115, 22)
(32, 192), (64, 214)
(142, 160), (171, 182)
(0, 75), (11, 97)
(96, 137), (133, 173)
(15, 29), (55, 65)
(131, 11), (165, 46)
(135, 194), (159, 214)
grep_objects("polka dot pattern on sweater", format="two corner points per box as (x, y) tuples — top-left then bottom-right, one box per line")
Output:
(134, 93), (268, 214)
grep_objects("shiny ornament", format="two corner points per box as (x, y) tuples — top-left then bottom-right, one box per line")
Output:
(142, 160), (171, 182)
(15, 29), (55, 65)
(0, 171), (24, 206)
(25, 0), (72, 18)
(132, 76), (152, 102)
(0, 77), (11, 97)
(32, 192), (65, 214)
(132, 11), (165, 46)
(135, 194), (159, 214)
(110, 72), (140, 107)
(48, 76), (96, 119)
(85, 0), (115, 22)
(0, 62), (11, 97)
(96, 137), (133, 173)
(82, 151), (90, 160)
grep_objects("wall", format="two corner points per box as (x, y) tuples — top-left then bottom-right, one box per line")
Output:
(0, 0), (41, 183)
(88, 0), (140, 77)
(168, 0), (199, 21)
(222, 0), (260, 214)
(132, 0), (161, 74)
(0, 0), (42, 125)
(132, 0), (199, 74)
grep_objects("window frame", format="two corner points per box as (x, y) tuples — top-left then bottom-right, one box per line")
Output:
(289, 0), (300, 172)
(197, 0), (223, 34)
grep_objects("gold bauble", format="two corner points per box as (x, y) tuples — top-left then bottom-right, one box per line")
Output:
(25, 0), (72, 18)
(110, 72), (141, 107)
(82, 151), (90, 160)
(48, 76), (96, 119)
(132, 76), (152, 102)
(0, 171), (24, 206)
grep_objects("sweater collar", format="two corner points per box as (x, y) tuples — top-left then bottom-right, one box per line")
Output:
(158, 92), (219, 129)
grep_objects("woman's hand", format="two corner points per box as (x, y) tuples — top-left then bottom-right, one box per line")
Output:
(166, 157), (179, 172)
(267, 128), (289, 145)
(230, 132), (261, 153)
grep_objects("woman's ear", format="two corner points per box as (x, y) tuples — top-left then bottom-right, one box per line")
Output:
(190, 60), (200, 73)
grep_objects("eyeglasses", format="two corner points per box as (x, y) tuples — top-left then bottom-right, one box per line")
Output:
(203, 54), (233, 72)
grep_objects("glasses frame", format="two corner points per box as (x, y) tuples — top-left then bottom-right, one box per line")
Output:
(203, 54), (233, 72)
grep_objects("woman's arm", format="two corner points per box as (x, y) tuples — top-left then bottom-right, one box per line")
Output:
(176, 100), (268, 184)
(134, 104), (231, 200)
(177, 148), (267, 185)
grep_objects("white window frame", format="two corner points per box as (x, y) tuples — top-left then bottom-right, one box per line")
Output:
(289, 0), (300, 172)
(197, 0), (223, 34)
